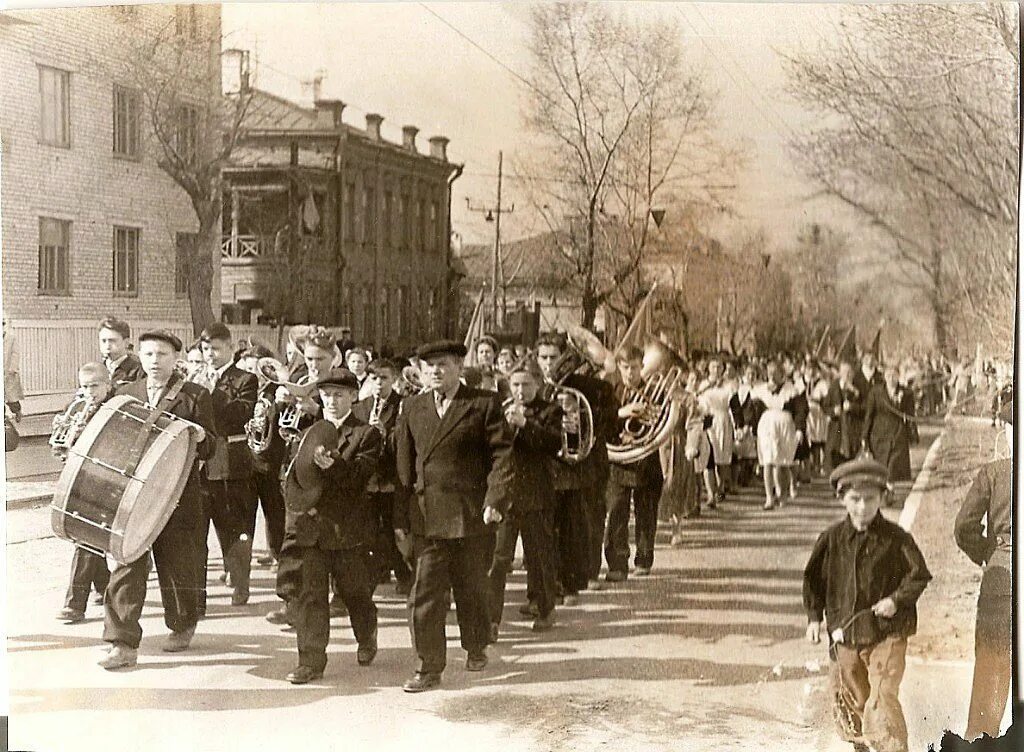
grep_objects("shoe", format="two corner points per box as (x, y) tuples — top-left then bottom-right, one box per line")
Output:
(562, 594), (579, 606)
(488, 623), (499, 644)
(218, 571), (229, 584)
(92, 592), (105, 606)
(98, 643), (137, 670)
(403, 672), (441, 693)
(635, 567), (652, 577)
(587, 579), (603, 592)
(266, 607), (291, 625)
(286, 665), (323, 684)
(532, 614), (555, 632)
(605, 571), (627, 583)
(357, 631), (378, 666)
(465, 651), (488, 672)
(670, 534), (684, 547)
(706, 497), (717, 510)
(57, 607), (85, 624)
(257, 554), (276, 566)
(162, 626), (196, 653)
(763, 498), (776, 510)
(330, 600), (348, 618)
(518, 601), (540, 618)
(231, 588), (250, 606)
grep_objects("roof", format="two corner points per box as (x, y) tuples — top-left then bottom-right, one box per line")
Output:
(455, 230), (571, 290)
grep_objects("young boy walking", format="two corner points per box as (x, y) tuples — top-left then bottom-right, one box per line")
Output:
(803, 456), (932, 752)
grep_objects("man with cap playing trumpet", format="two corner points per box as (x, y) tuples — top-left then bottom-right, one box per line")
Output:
(803, 456), (931, 752)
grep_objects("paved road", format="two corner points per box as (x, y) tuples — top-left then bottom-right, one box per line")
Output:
(6, 423), (980, 752)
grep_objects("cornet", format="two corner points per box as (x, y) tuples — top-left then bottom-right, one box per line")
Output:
(49, 395), (94, 451)
(246, 394), (276, 454)
(553, 385), (594, 464)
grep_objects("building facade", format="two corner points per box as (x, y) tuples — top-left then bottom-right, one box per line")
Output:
(222, 85), (462, 352)
(0, 5), (221, 325)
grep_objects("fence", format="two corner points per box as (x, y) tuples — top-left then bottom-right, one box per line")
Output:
(6, 319), (284, 398)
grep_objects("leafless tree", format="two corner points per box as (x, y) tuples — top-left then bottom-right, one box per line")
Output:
(781, 3), (1018, 353)
(522, 1), (737, 330)
(102, 7), (252, 335)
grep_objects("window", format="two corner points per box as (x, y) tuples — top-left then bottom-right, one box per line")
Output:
(344, 183), (356, 241)
(429, 201), (439, 252)
(417, 199), (426, 252)
(113, 226), (140, 295)
(175, 232), (195, 296)
(175, 104), (199, 165)
(113, 85), (140, 157)
(362, 187), (376, 245)
(384, 191), (393, 248)
(38, 217), (70, 294)
(39, 66), (70, 147)
(175, 4), (198, 37)
(397, 194), (407, 248)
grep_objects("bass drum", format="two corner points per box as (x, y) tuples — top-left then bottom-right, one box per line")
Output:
(50, 394), (198, 564)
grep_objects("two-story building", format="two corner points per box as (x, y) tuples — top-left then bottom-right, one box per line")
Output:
(0, 5), (221, 399)
(221, 82), (462, 352)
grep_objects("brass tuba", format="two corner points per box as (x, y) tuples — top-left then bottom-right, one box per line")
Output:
(49, 396), (93, 451)
(246, 394), (276, 454)
(607, 340), (684, 465)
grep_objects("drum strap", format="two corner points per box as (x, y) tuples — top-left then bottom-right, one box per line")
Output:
(123, 378), (186, 479)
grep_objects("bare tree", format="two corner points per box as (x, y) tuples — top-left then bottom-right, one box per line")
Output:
(102, 7), (252, 335)
(781, 3), (1018, 353)
(522, 1), (736, 329)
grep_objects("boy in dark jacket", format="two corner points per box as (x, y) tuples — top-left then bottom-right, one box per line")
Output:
(487, 364), (563, 638)
(803, 456), (932, 752)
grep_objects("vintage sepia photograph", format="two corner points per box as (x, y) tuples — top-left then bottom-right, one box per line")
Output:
(0, 2), (1019, 751)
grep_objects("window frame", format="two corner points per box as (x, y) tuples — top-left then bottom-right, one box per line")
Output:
(37, 217), (71, 296)
(112, 225), (141, 297)
(112, 84), (141, 158)
(175, 103), (200, 166)
(38, 65), (71, 148)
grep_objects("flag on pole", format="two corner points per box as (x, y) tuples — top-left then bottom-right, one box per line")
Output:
(837, 325), (858, 364)
(463, 288), (486, 367)
(611, 283), (658, 360)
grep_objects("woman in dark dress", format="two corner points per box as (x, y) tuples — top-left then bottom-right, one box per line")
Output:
(861, 365), (917, 482)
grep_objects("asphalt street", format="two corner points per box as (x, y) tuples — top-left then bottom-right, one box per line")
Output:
(5, 422), (994, 752)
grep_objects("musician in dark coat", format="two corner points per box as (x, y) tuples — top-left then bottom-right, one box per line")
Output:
(823, 360), (867, 469)
(98, 316), (144, 387)
(284, 369), (383, 684)
(199, 322), (259, 607)
(352, 358), (411, 594)
(860, 367), (916, 483)
(100, 330), (214, 670)
(394, 339), (512, 693)
(244, 344), (286, 564)
(954, 401), (1013, 741)
(488, 364), (563, 638)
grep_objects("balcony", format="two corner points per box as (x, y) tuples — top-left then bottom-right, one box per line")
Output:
(221, 234), (271, 261)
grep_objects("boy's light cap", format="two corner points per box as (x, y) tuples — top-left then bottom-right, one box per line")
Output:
(830, 456), (889, 493)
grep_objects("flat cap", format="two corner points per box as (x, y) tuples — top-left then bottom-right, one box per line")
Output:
(829, 456), (889, 493)
(139, 329), (183, 352)
(416, 339), (467, 360)
(200, 322), (232, 342)
(315, 368), (359, 391)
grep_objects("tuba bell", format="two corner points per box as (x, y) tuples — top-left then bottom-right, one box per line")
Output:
(607, 339), (684, 465)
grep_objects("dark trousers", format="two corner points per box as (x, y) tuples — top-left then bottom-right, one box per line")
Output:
(604, 478), (660, 573)
(410, 533), (493, 674)
(275, 530), (304, 603)
(369, 491), (412, 587)
(966, 564), (1012, 740)
(294, 544), (377, 672)
(103, 508), (199, 649)
(254, 467), (285, 558)
(552, 489), (589, 595)
(199, 478), (256, 610)
(64, 547), (110, 612)
(488, 509), (557, 624)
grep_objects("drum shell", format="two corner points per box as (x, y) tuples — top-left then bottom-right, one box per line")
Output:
(51, 395), (197, 564)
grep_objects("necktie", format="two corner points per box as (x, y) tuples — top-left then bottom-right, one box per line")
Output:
(434, 391), (447, 418)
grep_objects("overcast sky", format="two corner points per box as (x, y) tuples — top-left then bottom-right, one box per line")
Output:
(221, 2), (847, 250)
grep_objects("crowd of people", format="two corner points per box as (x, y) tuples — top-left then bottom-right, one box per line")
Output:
(34, 316), (1012, 751)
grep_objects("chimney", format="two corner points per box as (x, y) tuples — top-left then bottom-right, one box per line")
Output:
(428, 135), (449, 161)
(312, 72), (324, 102)
(401, 125), (419, 152)
(365, 113), (383, 142)
(314, 99), (346, 129)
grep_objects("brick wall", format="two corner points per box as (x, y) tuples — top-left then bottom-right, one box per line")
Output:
(0, 5), (221, 325)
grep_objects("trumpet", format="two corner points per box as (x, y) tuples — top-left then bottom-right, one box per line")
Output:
(607, 340), (684, 465)
(49, 395), (94, 451)
(246, 394), (276, 454)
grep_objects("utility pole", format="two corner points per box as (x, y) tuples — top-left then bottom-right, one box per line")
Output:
(466, 151), (514, 330)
